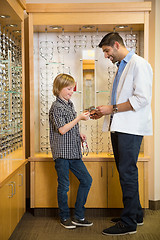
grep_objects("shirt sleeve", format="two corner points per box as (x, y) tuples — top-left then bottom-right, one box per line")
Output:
(53, 106), (66, 129)
(129, 59), (153, 112)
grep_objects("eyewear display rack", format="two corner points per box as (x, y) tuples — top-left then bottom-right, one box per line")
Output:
(0, 0), (26, 160)
(33, 30), (141, 156)
(27, 2), (151, 211)
(0, 1), (27, 240)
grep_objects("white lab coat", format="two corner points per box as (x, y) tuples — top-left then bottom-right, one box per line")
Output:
(103, 54), (153, 136)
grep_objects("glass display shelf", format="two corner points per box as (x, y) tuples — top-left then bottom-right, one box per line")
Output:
(0, 125), (23, 134)
(74, 90), (82, 93)
(46, 61), (64, 66)
(0, 90), (22, 94)
(96, 90), (110, 93)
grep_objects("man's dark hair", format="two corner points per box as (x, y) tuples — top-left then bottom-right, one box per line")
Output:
(99, 32), (125, 48)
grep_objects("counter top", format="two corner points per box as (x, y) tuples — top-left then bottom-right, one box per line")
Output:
(28, 152), (150, 162)
(0, 157), (28, 188)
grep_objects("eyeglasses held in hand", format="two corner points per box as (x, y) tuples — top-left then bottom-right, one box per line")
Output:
(82, 140), (89, 156)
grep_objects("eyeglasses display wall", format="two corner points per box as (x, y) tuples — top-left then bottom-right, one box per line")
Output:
(33, 29), (142, 155)
(0, 23), (23, 159)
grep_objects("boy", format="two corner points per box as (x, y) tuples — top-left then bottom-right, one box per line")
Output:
(49, 74), (93, 229)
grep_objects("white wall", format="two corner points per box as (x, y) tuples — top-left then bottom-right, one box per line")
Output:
(146, 0), (160, 202)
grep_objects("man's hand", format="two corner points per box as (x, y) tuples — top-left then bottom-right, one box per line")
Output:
(90, 105), (113, 119)
(90, 110), (103, 119)
(96, 105), (113, 115)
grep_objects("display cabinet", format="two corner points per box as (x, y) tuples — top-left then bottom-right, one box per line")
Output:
(26, 2), (151, 209)
(29, 154), (149, 209)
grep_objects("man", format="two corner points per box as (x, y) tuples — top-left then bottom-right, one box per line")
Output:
(92, 32), (153, 236)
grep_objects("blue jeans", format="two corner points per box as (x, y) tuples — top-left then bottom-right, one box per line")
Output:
(111, 132), (143, 229)
(55, 158), (92, 220)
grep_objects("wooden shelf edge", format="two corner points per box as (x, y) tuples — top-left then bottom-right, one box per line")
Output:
(26, 2), (151, 13)
(18, 0), (26, 10)
(28, 155), (150, 162)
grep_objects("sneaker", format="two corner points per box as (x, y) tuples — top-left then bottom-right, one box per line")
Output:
(60, 219), (76, 229)
(110, 217), (144, 226)
(72, 218), (93, 227)
(102, 221), (137, 236)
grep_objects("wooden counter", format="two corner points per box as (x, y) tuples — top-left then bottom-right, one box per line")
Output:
(28, 152), (150, 162)
(0, 149), (28, 188)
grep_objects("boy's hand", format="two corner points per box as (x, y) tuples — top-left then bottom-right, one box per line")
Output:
(80, 133), (87, 142)
(79, 111), (90, 121)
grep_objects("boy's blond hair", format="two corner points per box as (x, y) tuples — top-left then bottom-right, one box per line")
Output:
(53, 74), (75, 97)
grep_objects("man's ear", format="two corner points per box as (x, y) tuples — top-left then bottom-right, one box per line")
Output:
(114, 41), (120, 50)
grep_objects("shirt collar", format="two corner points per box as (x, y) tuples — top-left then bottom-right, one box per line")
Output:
(57, 96), (73, 107)
(116, 51), (134, 68)
(123, 50), (134, 63)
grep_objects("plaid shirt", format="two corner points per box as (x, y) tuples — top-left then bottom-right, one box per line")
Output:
(49, 97), (82, 160)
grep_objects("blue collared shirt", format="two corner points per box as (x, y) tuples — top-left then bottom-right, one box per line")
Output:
(111, 51), (134, 105)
